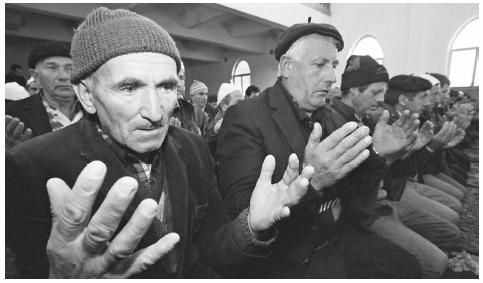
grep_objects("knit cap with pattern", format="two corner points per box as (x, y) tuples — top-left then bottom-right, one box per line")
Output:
(189, 80), (208, 96)
(70, 7), (181, 84)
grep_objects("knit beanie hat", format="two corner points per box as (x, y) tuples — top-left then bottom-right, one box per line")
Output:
(28, 41), (71, 69)
(70, 7), (181, 84)
(341, 55), (389, 91)
(189, 80), (208, 96)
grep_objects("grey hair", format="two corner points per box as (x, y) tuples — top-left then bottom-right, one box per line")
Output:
(277, 34), (340, 76)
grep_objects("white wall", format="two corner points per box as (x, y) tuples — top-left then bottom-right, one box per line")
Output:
(331, 3), (478, 86)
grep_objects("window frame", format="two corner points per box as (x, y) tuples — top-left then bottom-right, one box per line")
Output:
(349, 35), (385, 65)
(447, 17), (479, 87)
(231, 59), (251, 93)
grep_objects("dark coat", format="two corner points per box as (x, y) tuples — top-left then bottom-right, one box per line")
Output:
(6, 116), (273, 278)
(5, 94), (52, 137)
(313, 99), (391, 228)
(217, 79), (346, 277)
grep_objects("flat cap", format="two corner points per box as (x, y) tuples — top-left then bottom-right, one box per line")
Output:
(389, 74), (433, 92)
(274, 23), (344, 61)
(28, 41), (71, 69)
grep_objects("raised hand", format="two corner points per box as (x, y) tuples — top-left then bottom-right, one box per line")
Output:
(427, 121), (455, 151)
(444, 128), (465, 148)
(248, 154), (314, 234)
(46, 161), (179, 278)
(169, 116), (182, 128)
(372, 110), (419, 163)
(5, 115), (32, 150)
(304, 122), (371, 190)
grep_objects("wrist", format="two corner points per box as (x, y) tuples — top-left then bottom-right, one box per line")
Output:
(247, 212), (273, 241)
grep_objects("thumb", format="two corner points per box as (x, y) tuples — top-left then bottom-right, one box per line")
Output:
(377, 110), (390, 126)
(308, 122), (322, 146)
(46, 178), (72, 220)
(257, 155), (276, 184)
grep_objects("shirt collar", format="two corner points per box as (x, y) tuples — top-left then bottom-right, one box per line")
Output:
(276, 77), (311, 123)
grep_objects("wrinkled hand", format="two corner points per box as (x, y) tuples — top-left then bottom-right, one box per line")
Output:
(248, 154), (314, 234)
(401, 120), (434, 159)
(372, 110), (419, 163)
(169, 117), (182, 128)
(427, 121), (456, 151)
(46, 161), (179, 278)
(444, 128), (465, 148)
(304, 122), (371, 190)
(6, 115), (32, 150)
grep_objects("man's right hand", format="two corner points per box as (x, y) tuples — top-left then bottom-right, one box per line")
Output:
(6, 115), (32, 151)
(304, 122), (371, 190)
(427, 121), (456, 151)
(46, 161), (179, 278)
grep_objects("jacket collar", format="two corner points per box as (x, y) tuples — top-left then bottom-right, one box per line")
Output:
(266, 79), (307, 159)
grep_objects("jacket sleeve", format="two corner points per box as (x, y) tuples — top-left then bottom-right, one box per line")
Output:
(6, 152), (52, 278)
(194, 137), (275, 277)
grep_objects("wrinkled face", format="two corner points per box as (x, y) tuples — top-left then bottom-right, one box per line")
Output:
(32, 56), (75, 102)
(27, 81), (42, 96)
(405, 90), (430, 114)
(351, 81), (387, 116)
(192, 91), (208, 108)
(86, 53), (178, 153)
(428, 84), (441, 105)
(285, 35), (338, 112)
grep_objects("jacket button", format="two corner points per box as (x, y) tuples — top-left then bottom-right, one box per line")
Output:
(302, 258), (310, 265)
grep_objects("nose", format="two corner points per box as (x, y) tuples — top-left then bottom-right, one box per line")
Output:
(57, 66), (72, 82)
(326, 66), (337, 85)
(140, 88), (163, 123)
(423, 97), (431, 107)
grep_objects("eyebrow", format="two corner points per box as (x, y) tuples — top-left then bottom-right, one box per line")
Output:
(155, 78), (178, 88)
(113, 78), (146, 89)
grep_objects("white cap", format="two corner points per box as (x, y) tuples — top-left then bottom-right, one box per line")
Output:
(217, 83), (240, 105)
(417, 74), (440, 86)
(26, 77), (36, 86)
(5, 82), (30, 100)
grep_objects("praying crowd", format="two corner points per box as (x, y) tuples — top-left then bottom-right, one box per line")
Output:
(4, 6), (479, 279)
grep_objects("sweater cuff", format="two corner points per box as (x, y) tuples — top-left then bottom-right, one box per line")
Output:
(232, 208), (277, 256)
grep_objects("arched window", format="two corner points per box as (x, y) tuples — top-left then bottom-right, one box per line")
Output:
(350, 36), (384, 64)
(232, 60), (251, 93)
(448, 18), (479, 87)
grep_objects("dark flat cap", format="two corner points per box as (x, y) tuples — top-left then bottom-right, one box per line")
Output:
(274, 23), (344, 61)
(341, 55), (388, 91)
(27, 41), (71, 69)
(389, 74), (432, 92)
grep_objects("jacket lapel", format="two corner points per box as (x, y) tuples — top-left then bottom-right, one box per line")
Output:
(267, 82), (307, 159)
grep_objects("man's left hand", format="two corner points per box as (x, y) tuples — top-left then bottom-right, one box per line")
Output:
(248, 154), (314, 236)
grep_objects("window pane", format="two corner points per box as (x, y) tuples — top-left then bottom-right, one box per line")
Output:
(234, 76), (242, 90)
(449, 49), (476, 87)
(242, 75), (251, 94)
(352, 36), (384, 60)
(453, 18), (479, 49)
(234, 60), (250, 75)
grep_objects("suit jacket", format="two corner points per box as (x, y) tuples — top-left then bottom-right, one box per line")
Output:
(6, 116), (273, 278)
(5, 94), (52, 137)
(217, 79), (346, 277)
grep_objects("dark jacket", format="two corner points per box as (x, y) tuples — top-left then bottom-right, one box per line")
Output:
(6, 116), (274, 278)
(217, 80), (346, 277)
(5, 94), (52, 137)
(313, 99), (391, 228)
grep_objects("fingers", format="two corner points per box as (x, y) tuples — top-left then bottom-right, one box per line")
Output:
(276, 207), (291, 222)
(337, 135), (372, 164)
(257, 155), (276, 184)
(5, 116), (20, 135)
(46, 178), (73, 222)
(282, 153), (299, 185)
(12, 121), (25, 139)
(394, 110), (410, 127)
(332, 126), (371, 158)
(339, 149), (370, 177)
(435, 121), (450, 139)
(321, 121), (360, 150)
(404, 113), (420, 134)
(102, 198), (158, 269)
(376, 110), (390, 126)
(83, 176), (138, 254)
(20, 128), (33, 142)
(109, 232), (180, 278)
(307, 122), (323, 146)
(56, 161), (107, 242)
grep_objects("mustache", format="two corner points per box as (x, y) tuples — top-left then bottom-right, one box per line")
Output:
(135, 120), (164, 130)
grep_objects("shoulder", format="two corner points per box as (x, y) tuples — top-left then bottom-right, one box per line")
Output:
(5, 95), (41, 114)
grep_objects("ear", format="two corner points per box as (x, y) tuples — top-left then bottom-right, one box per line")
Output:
(29, 68), (38, 81)
(398, 94), (408, 106)
(279, 54), (292, 79)
(73, 82), (96, 114)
